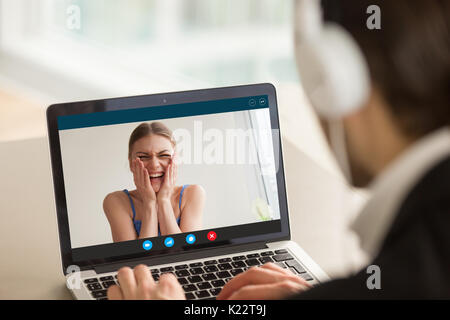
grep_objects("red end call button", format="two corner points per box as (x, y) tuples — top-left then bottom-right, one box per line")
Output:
(207, 231), (217, 241)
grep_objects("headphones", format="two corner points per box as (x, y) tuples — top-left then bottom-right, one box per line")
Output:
(294, 0), (371, 182)
(294, 0), (370, 120)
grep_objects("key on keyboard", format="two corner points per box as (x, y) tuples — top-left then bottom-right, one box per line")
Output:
(175, 264), (188, 270)
(91, 290), (108, 299)
(195, 290), (211, 299)
(87, 283), (102, 291)
(211, 280), (225, 288)
(84, 278), (99, 284)
(176, 269), (190, 277)
(245, 259), (260, 267)
(190, 267), (204, 275)
(102, 280), (116, 288)
(218, 263), (232, 270)
(202, 273), (217, 281)
(183, 284), (197, 292)
(197, 282), (212, 290)
(190, 262), (203, 267)
(273, 253), (294, 262)
(187, 276), (203, 283)
(217, 271), (231, 279)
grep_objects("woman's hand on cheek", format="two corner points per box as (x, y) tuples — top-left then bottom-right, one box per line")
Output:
(172, 152), (178, 183)
(157, 159), (174, 203)
(132, 158), (157, 206)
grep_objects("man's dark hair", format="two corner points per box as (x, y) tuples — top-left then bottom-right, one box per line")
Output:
(323, 0), (450, 138)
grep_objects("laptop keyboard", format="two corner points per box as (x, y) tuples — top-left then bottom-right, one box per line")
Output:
(83, 249), (315, 300)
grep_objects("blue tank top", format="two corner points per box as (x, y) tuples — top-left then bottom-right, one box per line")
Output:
(123, 185), (188, 237)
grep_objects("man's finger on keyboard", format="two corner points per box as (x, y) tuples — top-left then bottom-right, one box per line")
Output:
(117, 266), (138, 299)
(260, 263), (311, 287)
(107, 284), (124, 300)
(226, 281), (308, 300)
(157, 272), (186, 300)
(134, 264), (155, 299)
(217, 266), (303, 300)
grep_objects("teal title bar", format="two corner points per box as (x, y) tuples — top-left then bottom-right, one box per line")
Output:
(57, 95), (268, 130)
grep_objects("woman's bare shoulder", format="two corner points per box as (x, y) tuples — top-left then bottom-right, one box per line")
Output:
(183, 184), (206, 200)
(103, 190), (129, 211)
(179, 185), (205, 220)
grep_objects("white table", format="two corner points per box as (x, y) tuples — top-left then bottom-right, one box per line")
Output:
(0, 134), (366, 299)
(0, 137), (71, 299)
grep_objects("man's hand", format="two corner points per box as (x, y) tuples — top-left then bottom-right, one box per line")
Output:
(107, 263), (310, 300)
(217, 263), (311, 300)
(107, 264), (186, 300)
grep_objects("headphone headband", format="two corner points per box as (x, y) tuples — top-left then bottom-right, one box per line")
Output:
(294, 0), (370, 119)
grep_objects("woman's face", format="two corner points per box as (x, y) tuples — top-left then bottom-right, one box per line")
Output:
(130, 134), (174, 193)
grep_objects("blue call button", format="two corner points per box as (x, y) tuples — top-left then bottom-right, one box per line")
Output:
(164, 237), (175, 248)
(143, 240), (153, 251)
(186, 234), (196, 244)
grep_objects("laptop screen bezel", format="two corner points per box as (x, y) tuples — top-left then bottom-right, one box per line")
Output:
(46, 83), (291, 274)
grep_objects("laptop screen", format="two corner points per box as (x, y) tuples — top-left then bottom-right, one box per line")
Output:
(49, 85), (289, 268)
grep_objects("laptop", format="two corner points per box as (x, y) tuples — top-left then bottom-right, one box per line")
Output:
(47, 83), (329, 300)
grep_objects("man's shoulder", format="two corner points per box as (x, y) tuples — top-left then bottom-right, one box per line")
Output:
(402, 154), (450, 205)
(288, 156), (450, 300)
(388, 154), (450, 233)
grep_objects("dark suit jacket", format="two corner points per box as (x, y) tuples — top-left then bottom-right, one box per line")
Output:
(290, 155), (450, 299)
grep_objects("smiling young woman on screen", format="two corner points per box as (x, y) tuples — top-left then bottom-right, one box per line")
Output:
(103, 122), (205, 242)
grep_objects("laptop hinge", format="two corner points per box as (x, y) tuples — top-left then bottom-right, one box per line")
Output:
(93, 242), (268, 274)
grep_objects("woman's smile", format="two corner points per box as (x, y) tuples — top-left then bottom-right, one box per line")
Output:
(149, 171), (165, 183)
(148, 170), (166, 190)
(149, 172), (165, 179)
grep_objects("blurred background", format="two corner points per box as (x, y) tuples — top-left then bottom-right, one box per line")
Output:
(1, 0), (337, 170)
(1, 1), (295, 132)
(0, 1), (369, 294)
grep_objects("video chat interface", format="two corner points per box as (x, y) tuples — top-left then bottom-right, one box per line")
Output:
(57, 95), (283, 263)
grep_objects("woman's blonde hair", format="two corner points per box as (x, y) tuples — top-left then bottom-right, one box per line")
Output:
(128, 122), (176, 159)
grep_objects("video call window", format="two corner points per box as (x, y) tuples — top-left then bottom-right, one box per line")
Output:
(58, 101), (281, 250)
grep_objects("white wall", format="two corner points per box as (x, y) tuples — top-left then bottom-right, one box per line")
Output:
(59, 109), (280, 248)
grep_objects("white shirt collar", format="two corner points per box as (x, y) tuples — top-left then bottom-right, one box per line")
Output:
(350, 127), (450, 260)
